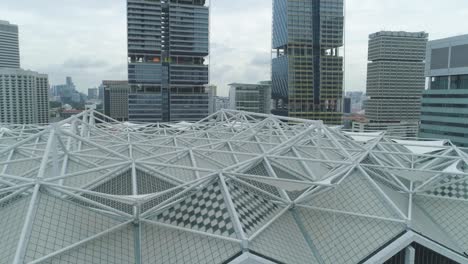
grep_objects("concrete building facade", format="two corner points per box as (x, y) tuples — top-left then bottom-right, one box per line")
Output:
(354, 31), (428, 137)
(229, 81), (272, 114)
(419, 34), (468, 147)
(0, 20), (20, 68)
(271, 0), (344, 125)
(103, 81), (130, 122)
(127, 0), (209, 122)
(0, 68), (49, 124)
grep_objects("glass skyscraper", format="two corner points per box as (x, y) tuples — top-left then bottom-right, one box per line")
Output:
(271, 0), (344, 125)
(127, 0), (209, 122)
(419, 34), (468, 147)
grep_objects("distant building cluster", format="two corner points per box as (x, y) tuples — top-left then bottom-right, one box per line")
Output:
(50, 77), (86, 104)
(345, 91), (367, 113)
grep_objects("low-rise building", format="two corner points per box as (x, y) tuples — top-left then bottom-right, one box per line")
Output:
(229, 81), (271, 114)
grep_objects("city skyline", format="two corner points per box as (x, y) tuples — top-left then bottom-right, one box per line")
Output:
(0, 0), (467, 96)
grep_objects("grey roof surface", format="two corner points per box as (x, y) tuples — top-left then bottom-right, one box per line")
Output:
(0, 109), (467, 264)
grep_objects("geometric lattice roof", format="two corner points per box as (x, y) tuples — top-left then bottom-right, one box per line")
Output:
(1, 109), (468, 264)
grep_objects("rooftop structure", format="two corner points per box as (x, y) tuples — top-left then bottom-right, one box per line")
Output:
(0, 110), (467, 263)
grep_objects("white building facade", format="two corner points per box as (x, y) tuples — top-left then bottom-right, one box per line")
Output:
(0, 68), (49, 124)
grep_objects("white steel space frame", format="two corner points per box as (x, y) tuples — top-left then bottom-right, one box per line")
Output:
(1, 109), (468, 264)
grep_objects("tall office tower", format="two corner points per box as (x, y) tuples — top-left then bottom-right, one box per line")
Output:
(98, 84), (104, 101)
(343, 97), (351, 114)
(354, 31), (428, 137)
(419, 35), (468, 147)
(88, 88), (98, 100)
(0, 68), (49, 124)
(103, 80), (130, 121)
(229, 81), (272, 114)
(127, 0), (209, 122)
(206, 85), (217, 114)
(271, 0), (344, 125)
(0, 20), (20, 68)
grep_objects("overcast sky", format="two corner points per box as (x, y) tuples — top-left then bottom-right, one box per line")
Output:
(1, 0), (467, 96)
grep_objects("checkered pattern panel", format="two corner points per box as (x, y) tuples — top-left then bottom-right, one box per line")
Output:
(227, 180), (282, 236)
(141, 187), (183, 213)
(152, 181), (237, 238)
(425, 175), (468, 200)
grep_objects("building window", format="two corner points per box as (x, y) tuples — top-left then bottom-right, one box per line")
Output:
(450, 74), (468, 90)
(430, 76), (449, 90)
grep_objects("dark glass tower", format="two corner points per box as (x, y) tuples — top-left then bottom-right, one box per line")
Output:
(127, 0), (209, 122)
(271, 0), (344, 125)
